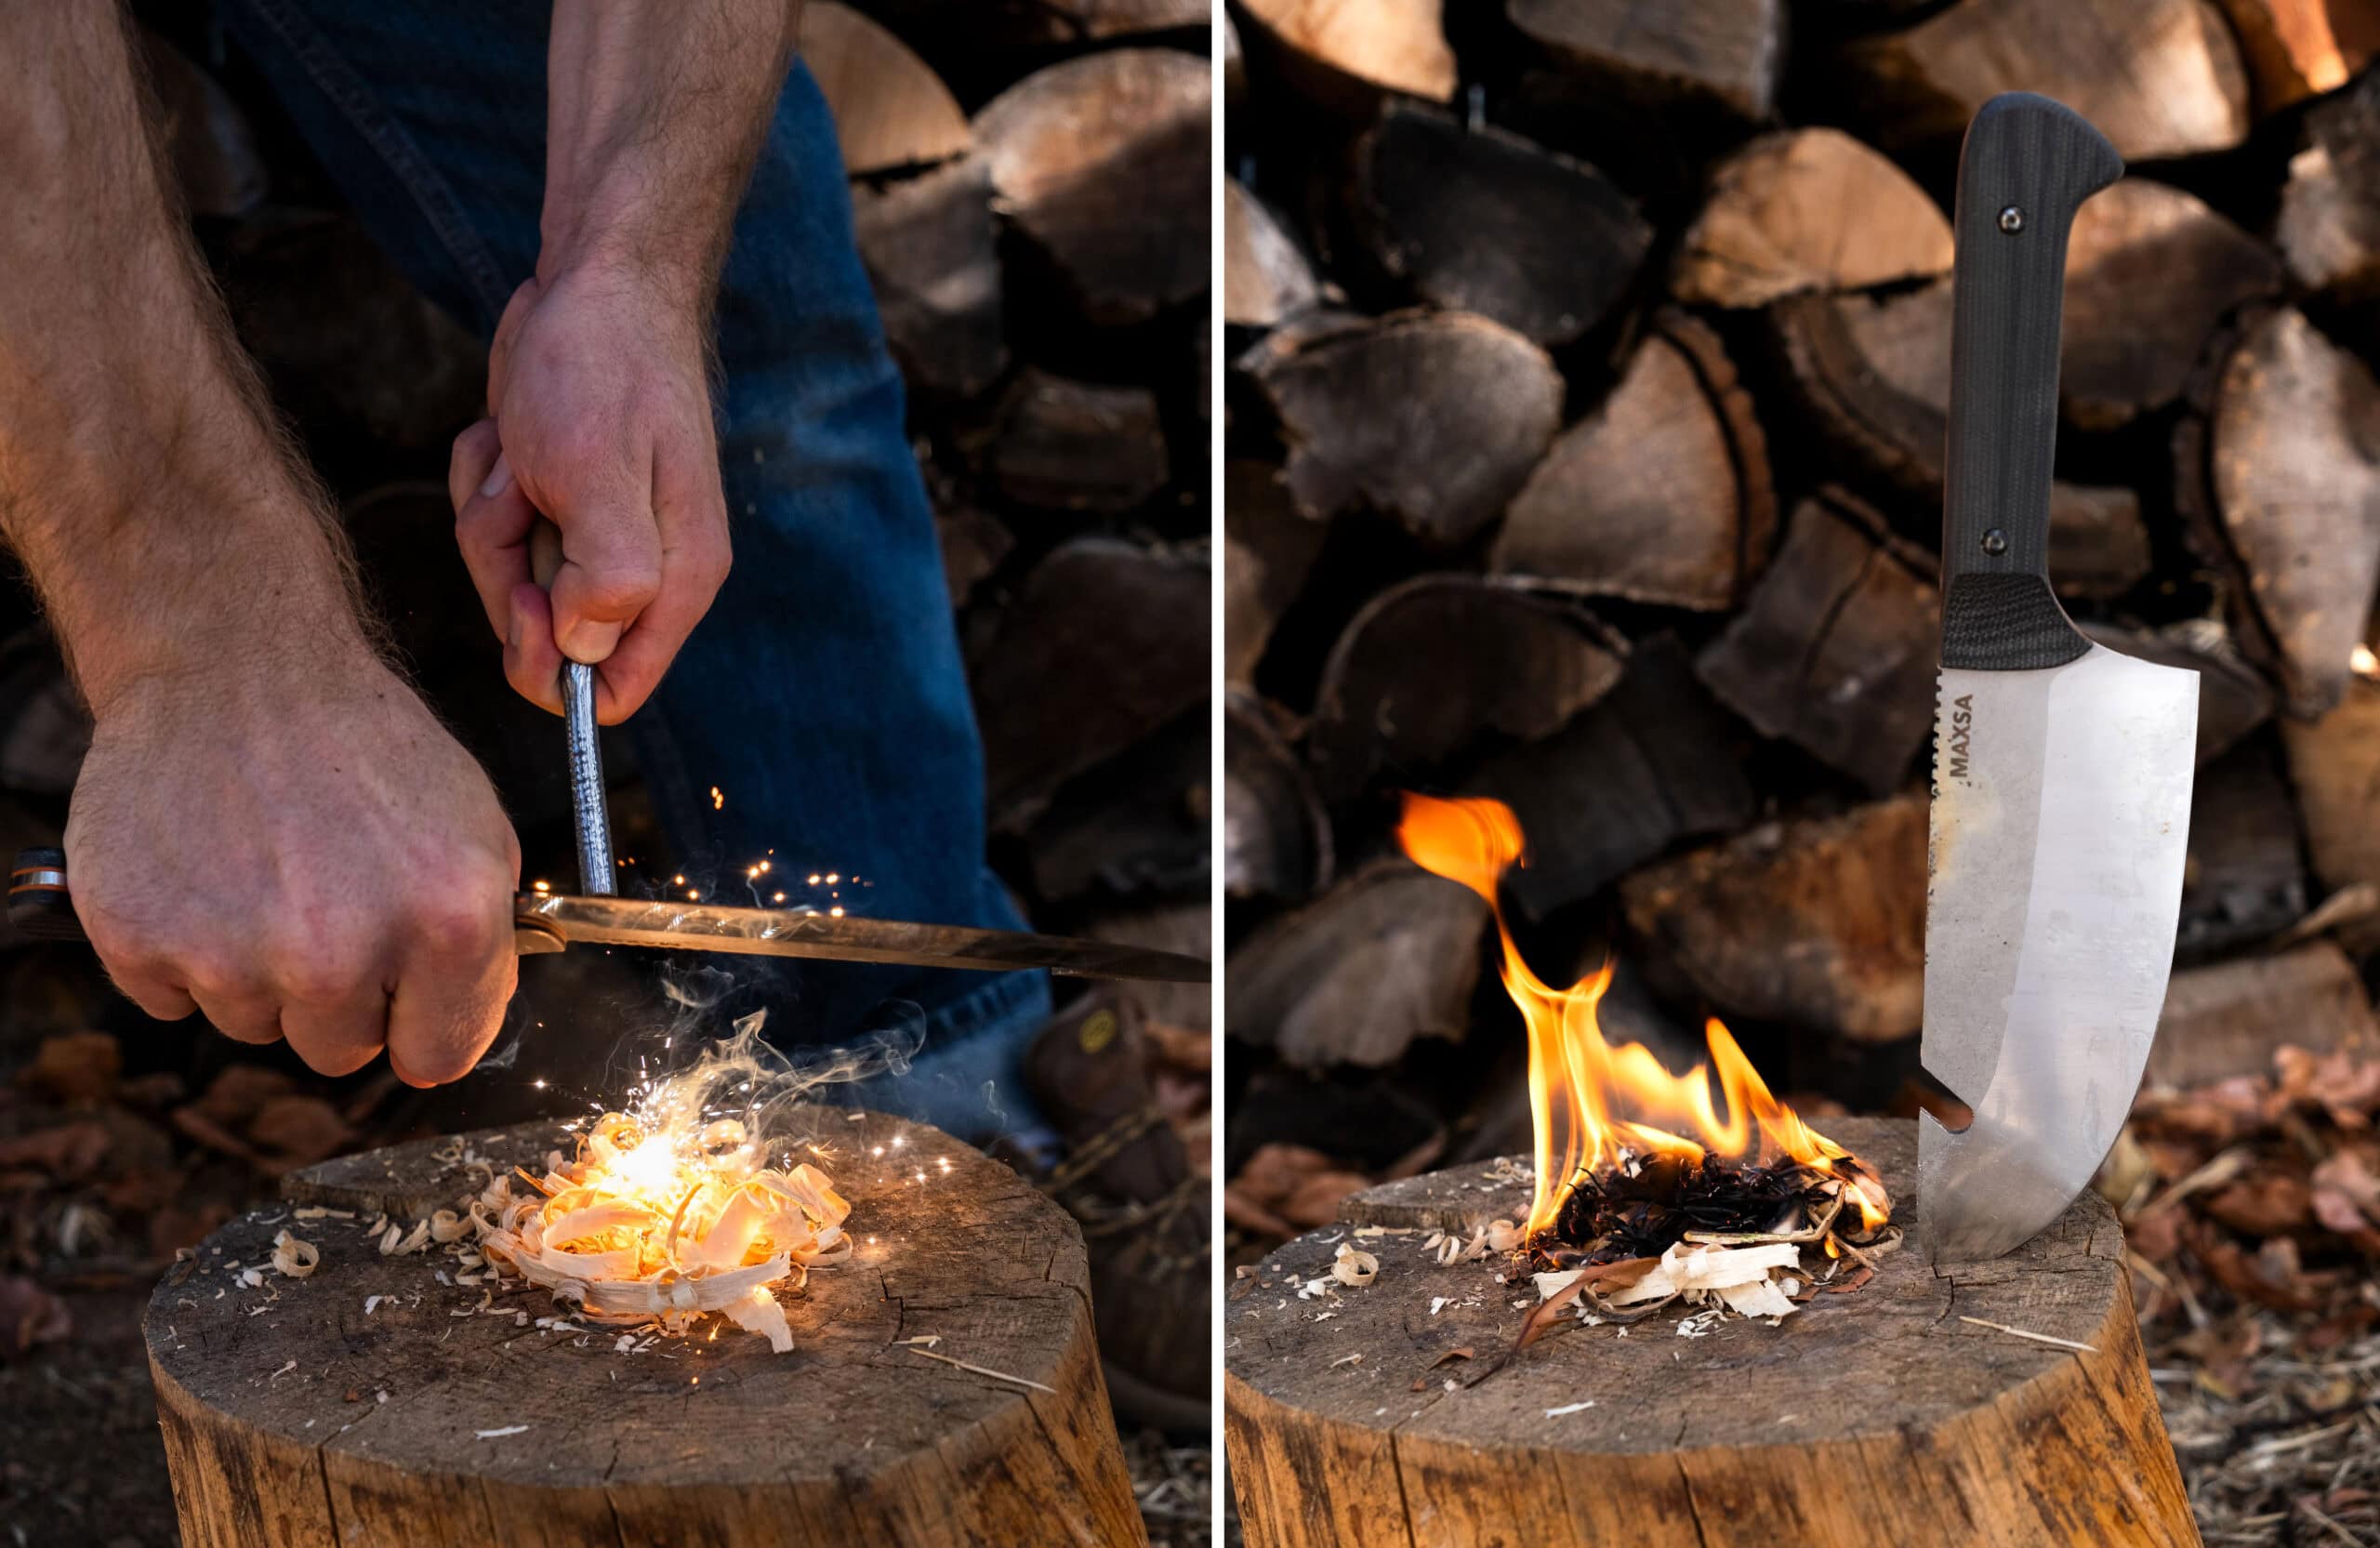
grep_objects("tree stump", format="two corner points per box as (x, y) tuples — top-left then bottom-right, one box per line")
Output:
(145, 1114), (1145, 1548)
(1225, 1118), (2198, 1547)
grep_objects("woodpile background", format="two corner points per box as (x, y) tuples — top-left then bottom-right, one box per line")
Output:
(1221, 0), (2380, 1348)
(0, 8), (1213, 1547)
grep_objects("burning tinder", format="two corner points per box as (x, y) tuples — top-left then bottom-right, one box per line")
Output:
(1396, 793), (1895, 1275)
(459, 1022), (855, 1352)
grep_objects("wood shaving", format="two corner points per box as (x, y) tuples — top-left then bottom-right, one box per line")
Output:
(469, 1110), (850, 1350)
(1330, 1242), (1380, 1287)
(903, 1345), (1057, 1394)
(269, 1230), (318, 1278)
(1958, 1316), (2099, 1354)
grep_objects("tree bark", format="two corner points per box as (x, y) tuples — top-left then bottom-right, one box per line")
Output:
(150, 1116), (1144, 1548)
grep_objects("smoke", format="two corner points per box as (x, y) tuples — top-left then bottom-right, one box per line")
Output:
(606, 967), (928, 1167)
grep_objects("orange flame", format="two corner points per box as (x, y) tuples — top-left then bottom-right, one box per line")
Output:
(1397, 792), (1890, 1237)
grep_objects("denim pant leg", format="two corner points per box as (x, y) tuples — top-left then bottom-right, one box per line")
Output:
(212, 0), (1050, 1140)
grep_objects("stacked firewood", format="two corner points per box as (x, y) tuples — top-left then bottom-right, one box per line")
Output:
(822, 3), (1215, 996)
(1223, 0), (2380, 1241)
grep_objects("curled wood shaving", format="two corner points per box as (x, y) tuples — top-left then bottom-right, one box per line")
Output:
(1330, 1242), (1380, 1287)
(270, 1230), (319, 1278)
(469, 1111), (850, 1350)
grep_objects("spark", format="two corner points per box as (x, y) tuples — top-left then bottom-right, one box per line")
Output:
(533, 1080), (548, 1091)
(825, 873), (840, 885)
(773, 892), (786, 904)
(687, 890), (702, 902)
(808, 874), (821, 885)
(710, 787), (724, 810)
(532, 879), (550, 893)
(829, 906), (845, 919)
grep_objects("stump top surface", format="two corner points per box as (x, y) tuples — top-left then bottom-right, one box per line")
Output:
(1226, 1118), (2130, 1455)
(148, 1111), (1096, 1490)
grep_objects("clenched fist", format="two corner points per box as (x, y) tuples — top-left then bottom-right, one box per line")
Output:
(65, 649), (522, 1085)
(450, 264), (732, 723)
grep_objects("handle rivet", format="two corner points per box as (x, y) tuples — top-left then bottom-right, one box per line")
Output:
(1998, 205), (2025, 233)
(1981, 528), (2009, 555)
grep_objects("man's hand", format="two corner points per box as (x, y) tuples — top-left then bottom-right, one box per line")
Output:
(67, 654), (522, 1086)
(0, 6), (521, 1083)
(450, 265), (730, 724)
(450, 0), (795, 723)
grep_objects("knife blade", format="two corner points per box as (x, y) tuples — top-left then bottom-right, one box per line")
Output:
(7, 850), (1210, 984)
(1919, 93), (2198, 1264)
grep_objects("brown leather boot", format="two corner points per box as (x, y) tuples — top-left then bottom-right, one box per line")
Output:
(1025, 987), (1210, 1434)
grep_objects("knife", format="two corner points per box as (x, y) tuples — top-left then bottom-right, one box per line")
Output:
(1920, 93), (2197, 1263)
(7, 847), (1209, 983)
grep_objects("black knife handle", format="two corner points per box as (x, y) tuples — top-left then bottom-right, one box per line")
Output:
(7, 847), (86, 943)
(1941, 92), (2120, 672)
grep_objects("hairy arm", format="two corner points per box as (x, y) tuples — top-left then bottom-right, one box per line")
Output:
(0, 4), (519, 1083)
(452, 1), (800, 721)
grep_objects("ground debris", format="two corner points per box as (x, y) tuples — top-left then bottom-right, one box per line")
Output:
(2120, 1045), (2380, 1545)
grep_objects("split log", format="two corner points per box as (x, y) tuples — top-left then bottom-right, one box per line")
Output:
(972, 537), (1210, 831)
(2278, 70), (2380, 299)
(1508, 0), (1788, 120)
(987, 370), (1169, 512)
(2050, 485), (2153, 600)
(853, 157), (1007, 401)
(2148, 941), (2377, 1087)
(1466, 635), (1756, 919)
(2178, 307), (2380, 718)
(1235, 0), (1457, 104)
(221, 213), (487, 461)
(1672, 126), (1951, 308)
(1696, 491), (1939, 796)
(973, 49), (1210, 326)
(1836, 0), (2252, 161)
(1226, 1118), (2196, 1548)
(933, 501), (1014, 608)
(2061, 179), (2283, 432)
(1224, 180), (1325, 330)
(1223, 11), (1248, 114)
(2210, 0), (2380, 113)
(1227, 859), (1487, 1068)
(1017, 0), (1212, 40)
(1307, 576), (1626, 801)
(1225, 693), (1334, 902)
(1246, 311), (1566, 546)
(802, 3), (971, 175)
(2179, 738), (2310, 959)
(1353, 106), (1653, 348)
(1223, 460), (1328, 684)
(2082, 622), (2276, 763)
(150, 1117), (1144, 1548)
(1768, 278), (2204, 569)
(1620, 791), (1927, 1042)
(2281, 672), (2380, 953)
(1025, 708), (1210, 901)
(139, 29), (266, 220)
(1490, 311), (1775, 610)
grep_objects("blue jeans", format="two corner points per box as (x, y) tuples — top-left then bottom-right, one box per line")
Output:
(213, 0), (1050, 1139)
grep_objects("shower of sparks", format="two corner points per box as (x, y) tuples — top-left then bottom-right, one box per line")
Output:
(711, 786), (725, 809)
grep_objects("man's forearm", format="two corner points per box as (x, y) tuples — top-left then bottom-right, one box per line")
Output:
(540, 1), (800, 304)
(0, 3), (366, 714)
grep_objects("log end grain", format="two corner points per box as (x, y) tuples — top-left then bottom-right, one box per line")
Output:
(1226, 1118), (2197, 1548)
(152, 1114), (1144, 1548)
